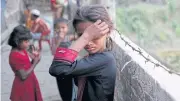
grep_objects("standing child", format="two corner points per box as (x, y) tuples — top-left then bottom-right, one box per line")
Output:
(8, 25), (43, 101)
(51, 18), (77, 55)
(51, 18), (78, 101)
(30, 9), (51, 51)
(51, 0), (66, 19)
(49, 5), (116, 101)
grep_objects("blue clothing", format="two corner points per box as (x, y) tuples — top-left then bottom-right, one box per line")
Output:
(31, 33), (41, 40)
(31, 33), (50, 40)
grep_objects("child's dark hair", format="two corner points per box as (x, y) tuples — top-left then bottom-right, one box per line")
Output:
(8, 25), (32, 48)
(73, 5), (114, 51)
(32, 14), (39, 18)
(54, 18), (69, 29)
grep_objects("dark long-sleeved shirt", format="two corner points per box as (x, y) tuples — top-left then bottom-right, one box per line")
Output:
(49, 49), (116, 101)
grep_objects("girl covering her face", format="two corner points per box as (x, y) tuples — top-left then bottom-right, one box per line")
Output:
(49, 5), (116, 101)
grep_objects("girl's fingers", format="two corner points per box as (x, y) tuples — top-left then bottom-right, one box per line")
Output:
(94, 20), (102, 26)
(32, 46), (34, 50)
(34, 47), (40, 53)
(31, 47), (34, 52)
(100, 24), (108, 31)
(37, 47), (40, 52)
(99, 22), (106, 28)
(100, 28), (110, 34)
(35, 47), (37, 51)
(88, 24), (99, 32)
(33, 46), (36, 52)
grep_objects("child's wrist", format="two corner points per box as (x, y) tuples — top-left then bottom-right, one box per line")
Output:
(69, 35), (89, 52)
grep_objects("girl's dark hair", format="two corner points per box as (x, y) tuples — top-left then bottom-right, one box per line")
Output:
(72, 5), (114, 51)
(8, 25), (32, 48)
(54, 18), (69, 29)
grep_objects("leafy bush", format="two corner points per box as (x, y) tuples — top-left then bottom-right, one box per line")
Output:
(116, 8), (151, 34)
(171, 21), (180, 36)
(175, 26), (180, 36)
(172, 20), (178, 29)
(116, 2), (180, 72)
(155, 10), (168, 22)
(167, 0), (177, 14)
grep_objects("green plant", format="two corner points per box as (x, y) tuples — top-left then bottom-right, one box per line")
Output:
(157, 32), (168, 41)
(175, 26), (180, 36)
(116, 2), (180, 72)
(171, 20), (178, 30)
(156, 10), (169, 22)
(116, 8), (128, 33)
(167, 0), (177, 14)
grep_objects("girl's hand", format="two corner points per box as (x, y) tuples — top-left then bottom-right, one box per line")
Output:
(32, 47), (41, 65)
(33, 54), (41, 65)
(32, 46), (40, 57)
(83, 20), (109, 41)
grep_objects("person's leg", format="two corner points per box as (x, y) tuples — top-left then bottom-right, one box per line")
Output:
(43, 31), (52, 51)
(47, 39), (51, 46)
(56, 77), (73, 101)
(55, 10), (59, 19)
(39, 30), (51, 51)
(46, 39), (52, 52)
(38, 40), (42, 51)
(71, 78), (78, 101)
(38, 36), (49, 51)
(38, 35), (44, 51)
(53, 11), (57, 20)
(56, 6), (63, 18)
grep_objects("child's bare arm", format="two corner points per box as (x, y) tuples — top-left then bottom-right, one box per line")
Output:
(51, 36), (64, 55)
(16, 55), (40, 81)
(16, 64), (36, 81)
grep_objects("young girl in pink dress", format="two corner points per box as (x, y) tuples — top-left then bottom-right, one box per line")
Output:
(8, 25), (43, 101)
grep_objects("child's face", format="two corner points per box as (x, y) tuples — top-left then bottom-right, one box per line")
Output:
(55, 22), (68, 35)
(75, 21), (106, 54)
(19, 40), (30, 50)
